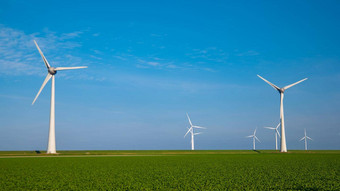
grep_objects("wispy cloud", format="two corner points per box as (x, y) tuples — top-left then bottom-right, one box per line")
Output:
(134, 58), (162, 69)
(146, 62), (160, 66)
(166, 64), (179, 69)
(150, 33), (168, 38)
(0, 24), (226, 76)
(112, 73), (246, 93)
(236, 50), (259, 57)
(186, 47), (229, 64)
(113, 55), (127, 61)
(0, 94), (31, 101)
(0, 24), (85, 76)
(111, 53), (215, 72)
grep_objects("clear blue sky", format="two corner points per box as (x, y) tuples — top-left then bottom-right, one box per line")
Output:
(0, 0), (339, 150)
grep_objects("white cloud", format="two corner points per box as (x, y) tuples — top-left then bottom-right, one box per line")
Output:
(150, 33), (168, 38)
(113, 73), (246, 93)
(0, 94), (31, 101)
(113, 55), (127, 61)
(111, 53), (215, 72)
(0, 25), (85, 76)
(166, 64), (180, 69)
(60, 31), (83, 39)
(147, 61), (160, 66)
(187, 47), (229, 64)
(236, 50), (259, 57)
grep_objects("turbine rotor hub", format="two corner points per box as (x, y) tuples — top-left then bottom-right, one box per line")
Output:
(48, 67), (57, 75)
(278, 88), (285, 93)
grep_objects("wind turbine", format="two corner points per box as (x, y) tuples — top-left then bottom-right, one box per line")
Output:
(246, 128), (260, 150)
(184, 113), (206, 150)
(257, 75), (307, 152)
(32, 40), (87, 154)
(300, 129), (313, 150)
(264, 123), (281, 150)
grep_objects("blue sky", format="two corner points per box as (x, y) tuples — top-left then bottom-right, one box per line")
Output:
(0, 0), (339, 150)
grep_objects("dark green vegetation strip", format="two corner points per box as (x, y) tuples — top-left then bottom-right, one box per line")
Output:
(0, 153), (339, 190)
(0, 150), (339, 156)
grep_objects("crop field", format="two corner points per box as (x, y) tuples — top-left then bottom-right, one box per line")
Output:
(0, 150), (339, 190)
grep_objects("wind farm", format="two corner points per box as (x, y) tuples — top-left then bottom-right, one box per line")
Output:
(1, 1), (339, 190)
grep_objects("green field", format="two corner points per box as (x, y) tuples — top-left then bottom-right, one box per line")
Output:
(0, 150), (339, 190)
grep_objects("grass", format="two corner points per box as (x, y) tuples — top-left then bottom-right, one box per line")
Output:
(0, 150), (339, 190)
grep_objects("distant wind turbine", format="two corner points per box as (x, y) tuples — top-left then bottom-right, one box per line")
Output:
(300, 129), (313, 150)
(246, 128), (260, 150)
(264, 123), (281, 150)
(32, 40), (87, 154)
(184, 113), (206, 150)
(257, 75), (307, 152)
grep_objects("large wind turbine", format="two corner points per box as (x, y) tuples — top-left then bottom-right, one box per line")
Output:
(300, 129), (313, 150)
(264, 123), (281, 150)
(257, 75), (307, 152)
(246, 128), (260, 150)
(184, 113), (206, 150)
(32, 40), (87, 154)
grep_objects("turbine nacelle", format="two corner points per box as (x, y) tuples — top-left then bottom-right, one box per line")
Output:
(48, 67), (57, 75)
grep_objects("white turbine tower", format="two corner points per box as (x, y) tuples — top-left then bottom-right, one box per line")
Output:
(32, 40), (87, 154)
(257, 75), (307, 152)
(184, 113), (206, 150)
(246, 128), (260, 150)
(300, 129), (313, 150)
(264, 123), (281, 150)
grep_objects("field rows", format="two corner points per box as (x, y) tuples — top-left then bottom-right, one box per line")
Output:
(0, 151), (339, 190)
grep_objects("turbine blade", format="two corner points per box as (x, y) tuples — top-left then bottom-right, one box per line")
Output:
(299, 137), (305, 141)
(186, 113), (193, 126)
(264, 127), (275, 130)
(32, 74), (52, 105)
(275, 123), (281, 137)
(184, 127), (192, 138)
(193, 125), (206, 129)
(255, 136), (261, 142)
(55, 66), (88, 71)
(34, 40), (50, 69)
(283, 78), (308, 90)
(194, 132), (202, 135)
(257, 75), (280, 91)
(246, 135), (253, 138)
(276, 128), (281, 137)
(307, 136), (313, 140)
(275, 123), (280, 129)
(254, 128), (257, 135)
